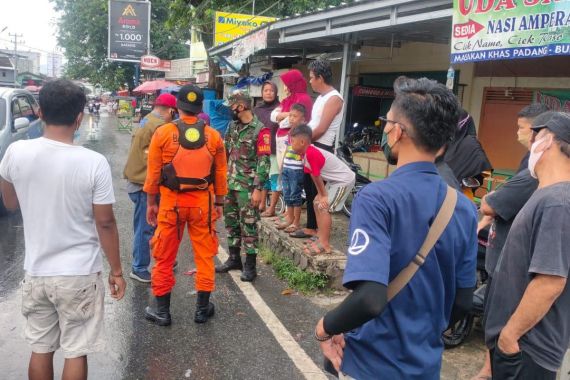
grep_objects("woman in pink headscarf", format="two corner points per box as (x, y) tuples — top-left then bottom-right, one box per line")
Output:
(270, 69), (313, 225)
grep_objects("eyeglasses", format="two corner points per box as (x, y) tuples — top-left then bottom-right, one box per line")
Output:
(378, 116), (408, 133)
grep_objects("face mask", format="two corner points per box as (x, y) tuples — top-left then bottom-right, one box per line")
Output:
(231, 107), (241, 121)
(517, 130), (531, 148)
(528, 136), (549, 179)
(381, 130), (398, 165)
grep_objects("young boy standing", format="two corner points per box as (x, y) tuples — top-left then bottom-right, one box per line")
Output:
(290, 124), (355, 254)
(277, 103), (307, 232)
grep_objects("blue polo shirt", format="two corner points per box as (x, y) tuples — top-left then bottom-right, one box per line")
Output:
(342, 162), (477, 380)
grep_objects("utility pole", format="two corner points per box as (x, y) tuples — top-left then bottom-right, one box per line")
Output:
(9, 33), (23, 86)
(252, 0), (255, 15)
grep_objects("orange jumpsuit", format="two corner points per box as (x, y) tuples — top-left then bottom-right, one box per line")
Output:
(144, 115), (228, 296)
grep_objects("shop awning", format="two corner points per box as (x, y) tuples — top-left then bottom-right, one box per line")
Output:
(209, 0), (453, 59)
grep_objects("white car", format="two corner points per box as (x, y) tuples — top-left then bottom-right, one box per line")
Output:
(0, 87), (44, 215)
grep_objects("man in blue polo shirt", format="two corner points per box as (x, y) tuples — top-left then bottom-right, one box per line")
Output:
(314, 77), (478, 380)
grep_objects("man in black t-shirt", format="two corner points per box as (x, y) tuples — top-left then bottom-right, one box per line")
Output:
(473, 104), (548, 380)
(485, 112), (570, 379)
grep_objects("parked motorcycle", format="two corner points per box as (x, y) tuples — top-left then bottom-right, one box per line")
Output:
(337, 141), (372, 217)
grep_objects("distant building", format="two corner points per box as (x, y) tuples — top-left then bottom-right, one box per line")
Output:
(0, 50), (40, 75)
(17, 72), (49, 87)
(165, 29), (209, 86)
(0, 57), (16, 87)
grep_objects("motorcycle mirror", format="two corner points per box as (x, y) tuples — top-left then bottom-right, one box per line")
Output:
(461, 177), (481, 188)
(353, 122), (358, 128)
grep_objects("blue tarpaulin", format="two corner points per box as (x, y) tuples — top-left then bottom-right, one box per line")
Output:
(203, 99), (232, 136)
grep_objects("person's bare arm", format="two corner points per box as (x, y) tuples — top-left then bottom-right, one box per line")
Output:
(0, 178), (19, 211)
(498, 274), (566, 353)
(480, 194), (497, 217)
(478, 215), (494, 233)
(276, 112), (289, 122)
(93, 204), (126, 300)
(312, 96), (343, 141)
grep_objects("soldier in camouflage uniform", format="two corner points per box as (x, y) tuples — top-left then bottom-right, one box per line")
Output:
(216, 91), (271, 282)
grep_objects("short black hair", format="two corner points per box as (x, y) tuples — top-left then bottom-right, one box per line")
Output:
(290, 123), (312, 139)
(290, 103), (306, 116)
(308, 60), (333, 85)
(39, 79), (86, 126)
(391, 76), (459, 154)
(518, 103), (549, 119)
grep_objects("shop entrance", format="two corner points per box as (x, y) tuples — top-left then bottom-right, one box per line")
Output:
(478, 87), (533, 172)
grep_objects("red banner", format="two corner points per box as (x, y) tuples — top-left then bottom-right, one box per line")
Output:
(140, 55), (171, 72)
(352, 86), (394, 99)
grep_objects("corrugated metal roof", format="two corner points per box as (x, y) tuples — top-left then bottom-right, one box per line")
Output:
(0, 56), (14, 69)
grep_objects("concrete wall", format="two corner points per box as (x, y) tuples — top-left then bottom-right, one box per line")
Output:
(0, 69), (16, 86)
(353, 42), (477, 109)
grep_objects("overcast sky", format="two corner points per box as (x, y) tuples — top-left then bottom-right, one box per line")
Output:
(0, 0), (60, 67)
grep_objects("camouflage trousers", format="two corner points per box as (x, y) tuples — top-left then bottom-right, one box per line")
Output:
(224, 190), (260, 255)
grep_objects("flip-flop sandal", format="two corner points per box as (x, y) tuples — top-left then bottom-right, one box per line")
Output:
(260, 210), (275, 218)
(289, 229), (312, 238)
(276, 222), (292, 230)
(284, 224), (299, 233)
(302, 236), (320, 245)
(303, 240), (332, 256)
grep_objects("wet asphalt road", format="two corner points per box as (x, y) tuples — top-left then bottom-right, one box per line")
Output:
(0, 111), (490, 380)
(0, 112), (337, 380)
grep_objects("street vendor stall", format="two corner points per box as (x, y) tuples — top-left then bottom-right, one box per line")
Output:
(113, 96), (137, 132)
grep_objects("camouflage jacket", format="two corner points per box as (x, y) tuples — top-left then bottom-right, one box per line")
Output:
(224, 116), (270, 191)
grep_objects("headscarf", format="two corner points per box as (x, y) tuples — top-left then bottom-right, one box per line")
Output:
(253, 81), (280, 154)
(280, 69), (313, 122)
(443, 110), (493, 181)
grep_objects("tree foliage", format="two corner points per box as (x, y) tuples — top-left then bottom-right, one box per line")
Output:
(51, 0), (189, 90)
(166, 0), (345, 49)
(52, 0), (344, 90)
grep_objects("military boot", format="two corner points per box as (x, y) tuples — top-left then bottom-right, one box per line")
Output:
(145, 293), (172, 326)
(215, 246), (243, 273)
(240, 254), (257, 282)
(194, 291), (215, 324)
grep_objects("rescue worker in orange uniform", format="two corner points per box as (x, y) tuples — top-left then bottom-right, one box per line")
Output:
(143, 85), (228, 325)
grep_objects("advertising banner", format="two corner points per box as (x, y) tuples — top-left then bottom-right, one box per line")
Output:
(535, 89), (570, 112)
(214, 11), (276, 46)
(140, 55), (171, 72)
(451, 0), (570, 64)
(108, 0), (151, 63)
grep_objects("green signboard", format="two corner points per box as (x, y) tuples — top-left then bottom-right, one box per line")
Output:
(451, 0), (570, 64)
(534, 89), (570, 112)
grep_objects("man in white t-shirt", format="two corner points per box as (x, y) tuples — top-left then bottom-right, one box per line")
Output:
(298, 59), (345, 239)
(290, 124), (355, 254)
(0, 79), (126, 380)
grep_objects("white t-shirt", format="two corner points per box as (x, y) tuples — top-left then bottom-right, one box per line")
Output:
(304, 145), (355, 186)
(308, 89), (344, 147)
(0, 138), (115, 276)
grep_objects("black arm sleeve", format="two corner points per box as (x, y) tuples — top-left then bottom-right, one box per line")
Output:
(448, 287), (475, 328)
(323, 281), (387, 335)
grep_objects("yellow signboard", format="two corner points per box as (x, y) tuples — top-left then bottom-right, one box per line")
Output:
(214, 11), (276, 46)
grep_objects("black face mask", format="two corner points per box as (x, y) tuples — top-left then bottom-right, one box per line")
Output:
(232, 106), (243, 121)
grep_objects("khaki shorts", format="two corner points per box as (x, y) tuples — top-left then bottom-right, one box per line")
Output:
(315, 180), (355, 213)
(21, 272), (105, 358)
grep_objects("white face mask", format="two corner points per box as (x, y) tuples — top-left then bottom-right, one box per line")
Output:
(528, 136), (549, 179)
